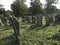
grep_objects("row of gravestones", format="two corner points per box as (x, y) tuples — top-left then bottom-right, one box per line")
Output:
(0, 16), (12, 27)
(0, 18), (15, 27)
(0, 16), (15, 27)
(24, 14), (60, 27)
(0, 14), (60, 27)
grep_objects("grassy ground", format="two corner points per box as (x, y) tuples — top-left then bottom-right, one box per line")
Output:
(0, 19), (60, 45)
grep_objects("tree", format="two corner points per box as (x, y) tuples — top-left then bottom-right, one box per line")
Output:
(5, 10), (13, 18)
(45, 0), (58, 14)
(11, 0), (28, 18)
(30, 0), (43, 15)
(29, 0), (43, 25)
(44, 0), (58, 26)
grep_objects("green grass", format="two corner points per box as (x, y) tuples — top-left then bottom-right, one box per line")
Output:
(0, 18), (60, 45)
(20, 23), (60, 45)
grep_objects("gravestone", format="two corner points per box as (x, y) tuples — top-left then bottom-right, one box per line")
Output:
(0, 16), (7, 26)
(45, 15), (50, 26)
(37, 15), (42, 26)
(4, 18), (7, 26)
(22, 16), (25, 22)
(0, 19), (1, 26)
(9, 16), (20, 44)
(0, 22), (1, 26)
(32, 16), (36, 23)
(25, 16), (31, 23)
(54, 15), (60, 24)
(9, 16), (20, 35)
(49, 16), (53, 23)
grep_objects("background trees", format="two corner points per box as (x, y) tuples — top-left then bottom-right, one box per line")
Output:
(11, 0), (28, 18)
(45, 0), (58, 14)
(29, 0), (44, 25)
(30, 0), (43, 15)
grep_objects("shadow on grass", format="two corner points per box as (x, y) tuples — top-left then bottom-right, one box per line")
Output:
(46, 32), (60, 42)
(28, 24), (48, 31)
(51, 33), (60, 41)
(0, 34), (20, 45)
(53, 21), (60, 26)
(0, 27), (13, 32)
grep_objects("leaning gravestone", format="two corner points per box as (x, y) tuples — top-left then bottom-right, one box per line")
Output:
(9, 16), (20, 44)
(45, 15), (50, 26)
(0, 22), (1, 26)
(9, 16), (20, 35)
(37, 15), (42, 26)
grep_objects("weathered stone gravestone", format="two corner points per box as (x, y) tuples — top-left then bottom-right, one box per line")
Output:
(49, 16), (53, 23)
(0, 19), (1, 26)
(22, 16), (25, 22)
(54, 14), (60, 25)
(0, 22), (1, 26)
(25, 16), (31, 23)
(45, 15), (50, 26)
(9, 16), (20, 44)
(37, 15), (42, 26)
(0, 16), (7, 26)
(9, 16), (20, 35)
(3, 18), (7, 26)
(32, 16), (37, 23)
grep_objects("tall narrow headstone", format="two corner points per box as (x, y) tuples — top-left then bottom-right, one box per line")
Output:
(37, 15), (42, 26)
(0, 19), (1, 26)
(45, 15), (50, 26)
(28, 16), (31, 23)
(22, 16), (25, 22)
(32, 16), (36, 23)
(9, 16), (20, 44)
(0, 23), (1, 26)
(49, 16), (53, 23)
(9, 16), (20, 35)
(0, 16), (7, 26)
(54, 15), (60, 24)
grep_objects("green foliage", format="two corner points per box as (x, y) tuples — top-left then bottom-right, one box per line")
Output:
(30, 0), (43, 15)
(11, 0), (28, 17)
(5, 10), (13, 18)
(0, 8), (5, 15)
(45, 0), (58, 14)
(0, 18), (60, 45)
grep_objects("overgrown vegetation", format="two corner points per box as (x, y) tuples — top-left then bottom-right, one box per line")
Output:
(0, 18), (60, 45)
(0, 0), (60, 45)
